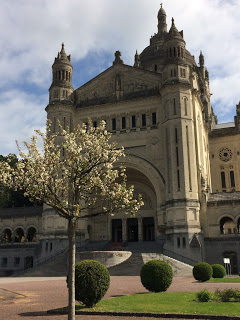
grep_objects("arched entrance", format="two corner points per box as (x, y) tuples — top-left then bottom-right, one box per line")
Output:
(110, 162), (162, 243)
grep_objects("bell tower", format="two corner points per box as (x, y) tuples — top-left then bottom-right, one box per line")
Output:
(49, 43), (74, 103)
(160, 17), (203, 262)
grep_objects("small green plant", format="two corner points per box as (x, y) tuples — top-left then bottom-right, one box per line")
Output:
(75, 260), (110, 308)
(193, 262), (213, 282)
(196, 289), (212, 302)
(212, 264), (226, 278)
(215, 289), (240, 302)
(140, 260), (173, 292)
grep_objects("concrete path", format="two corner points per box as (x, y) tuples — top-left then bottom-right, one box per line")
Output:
(1, 276), (240, 320)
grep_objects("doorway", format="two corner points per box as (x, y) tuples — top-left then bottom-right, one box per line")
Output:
(24, 256), (33, 269)
(223, 251), (238, 274)
(112, 219), (122, 242)
(143, 217), (155, 241)
(127, 218), (138, 242)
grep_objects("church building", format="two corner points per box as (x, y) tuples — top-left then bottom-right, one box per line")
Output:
(1, 5), (240, 275)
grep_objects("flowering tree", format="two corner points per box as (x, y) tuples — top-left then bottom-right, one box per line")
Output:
(0, 121), (143, 320)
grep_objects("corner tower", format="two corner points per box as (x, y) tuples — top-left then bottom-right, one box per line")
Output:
(49, 43), (74, 103)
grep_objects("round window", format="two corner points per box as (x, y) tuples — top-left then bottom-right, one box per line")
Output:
(219, 148), (232, 162)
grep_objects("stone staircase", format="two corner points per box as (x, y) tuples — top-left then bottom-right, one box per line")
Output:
(15, 241), (192, 277)
(17, 251), (68, 277)
(108, 253), (144, 276)
(108, 252), (193, 276)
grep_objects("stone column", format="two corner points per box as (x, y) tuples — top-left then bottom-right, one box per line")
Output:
(122, 218), (127, 242)
(136, 113), (140, 132)
(108, 216), (112, 241)
(106, 116), (111, 132)
(116, 115), (121, 133)
(138, 217), (143, 241)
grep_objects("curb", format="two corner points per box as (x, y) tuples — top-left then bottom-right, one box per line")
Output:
(47, 310), (240, 319)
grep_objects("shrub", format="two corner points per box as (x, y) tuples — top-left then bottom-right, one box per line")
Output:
(193, 262), (212, 282)
(75, 260), (110, 308)
(215, 289), (240, 302)
(212, 264), (226, 278)
(140, 260), (173, 292)
(196, 289), (212, 302)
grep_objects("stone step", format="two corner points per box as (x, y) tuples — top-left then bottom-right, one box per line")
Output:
(19, 252), (68, 277)
(108, 253), (144, 276)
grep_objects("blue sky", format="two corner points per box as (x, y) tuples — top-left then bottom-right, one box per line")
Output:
(0, 0), (240, 155)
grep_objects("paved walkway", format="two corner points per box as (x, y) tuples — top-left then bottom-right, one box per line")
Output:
(1, 276), (240, 320)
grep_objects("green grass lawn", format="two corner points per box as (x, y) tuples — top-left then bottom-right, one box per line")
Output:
(72, 292), (240, 316)
(208, 278), (240, 283)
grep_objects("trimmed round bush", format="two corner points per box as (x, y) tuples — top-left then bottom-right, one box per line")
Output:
(140, 260), (173, 292)
(75, 260), (110, 307)
(193, 262), (213, 282)
(212, 264), (226, 278)
(196, 289), (212, 302)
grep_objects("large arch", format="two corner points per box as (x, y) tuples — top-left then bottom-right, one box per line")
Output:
(108, 155), (166, 243)
(115, 154), (165, 206)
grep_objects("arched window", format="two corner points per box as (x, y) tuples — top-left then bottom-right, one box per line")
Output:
(2, 228), (12, 243)
(14, 228), (25, 243)
(220, 217), (236, 234)
(27, 227), (37, 242)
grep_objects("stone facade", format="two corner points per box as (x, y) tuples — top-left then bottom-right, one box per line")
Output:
(1, 5), (240, 275)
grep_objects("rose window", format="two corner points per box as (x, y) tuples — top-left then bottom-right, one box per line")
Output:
(219, 148), (232, 162)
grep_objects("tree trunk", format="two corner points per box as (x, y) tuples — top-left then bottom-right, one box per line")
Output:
(68, 219), (76, 320)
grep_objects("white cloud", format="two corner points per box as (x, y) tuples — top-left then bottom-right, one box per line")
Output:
(0, 90), (47, 155)
(0, 0), (240, 154)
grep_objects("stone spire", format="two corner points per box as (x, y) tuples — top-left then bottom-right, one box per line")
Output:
(158, 3), (167, 33)
(168, 18), (181, 38)
(134, 50), (141, 68)
(199, 51), (205, 79)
